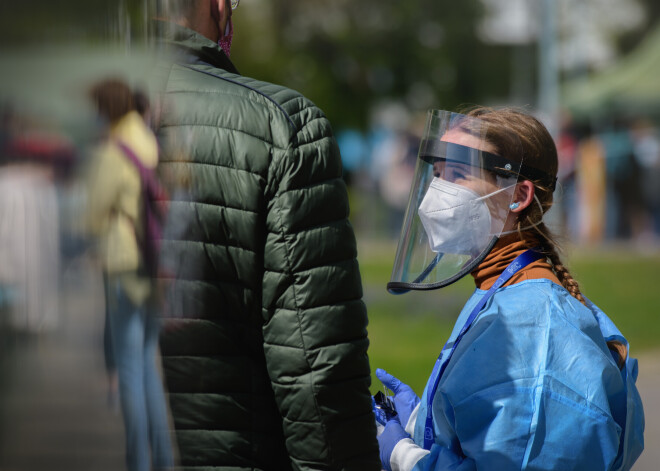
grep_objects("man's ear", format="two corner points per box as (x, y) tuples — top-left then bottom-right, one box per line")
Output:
(211, 0), (230, 37)
(510, 180), (535, 212)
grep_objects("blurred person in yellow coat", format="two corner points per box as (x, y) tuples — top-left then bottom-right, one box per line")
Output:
(85, 78), (173, 471)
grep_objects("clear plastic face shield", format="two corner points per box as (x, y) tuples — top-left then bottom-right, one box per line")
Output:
(388, 110), (524, 294)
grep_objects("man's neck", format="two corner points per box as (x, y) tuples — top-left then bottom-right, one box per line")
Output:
(159, 0), (220, 43)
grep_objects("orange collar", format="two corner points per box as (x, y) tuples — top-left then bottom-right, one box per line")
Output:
(471, 234), (561, 290)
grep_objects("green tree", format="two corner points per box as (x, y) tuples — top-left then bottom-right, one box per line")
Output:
(233, 0), (514, 130)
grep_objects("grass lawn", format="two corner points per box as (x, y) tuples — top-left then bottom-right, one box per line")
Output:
(358, 239), (660, 394)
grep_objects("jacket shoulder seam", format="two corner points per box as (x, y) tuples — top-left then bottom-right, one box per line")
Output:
(182, 64), (297, 131)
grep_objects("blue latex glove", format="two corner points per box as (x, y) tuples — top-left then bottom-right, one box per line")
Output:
(372, 396), (388, 426)
(376, 368), (420, 428)
(378, 416), (411, 471)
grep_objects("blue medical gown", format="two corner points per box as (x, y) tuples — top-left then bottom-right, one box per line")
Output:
(406, 279), (644, 471)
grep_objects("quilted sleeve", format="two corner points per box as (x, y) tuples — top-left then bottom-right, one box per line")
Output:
(261, 104), (380, 471)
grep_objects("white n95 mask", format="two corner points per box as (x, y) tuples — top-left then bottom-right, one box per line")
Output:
(418, 177), (512, 255)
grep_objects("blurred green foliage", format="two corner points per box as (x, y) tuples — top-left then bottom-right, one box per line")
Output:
(0, 0), (154, 45)
(360, 239), (660, 394)
(3, 0), (658, 132)
(572, 253), (660, 352)
(233, 0), (513, 131)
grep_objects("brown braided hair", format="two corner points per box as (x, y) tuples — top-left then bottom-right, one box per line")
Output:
(462, 106), (627, 367)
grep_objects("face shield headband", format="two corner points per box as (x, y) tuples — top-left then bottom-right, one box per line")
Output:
(387, 110), (526, 294)
(420, 140), (557, 192)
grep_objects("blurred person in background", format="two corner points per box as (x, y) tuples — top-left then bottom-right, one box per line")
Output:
(0, 110), (64, 335)
(576, 128), (607, 244)
(150, 0), (380, 469)
(630, 118), (660, 242)
(555, 110), (579, 240)
(99, 86), (155, 414)
(597, 119), (638, 241)
(85, 78), (174, 471)
(378, 129), (420, 239)
(375, 107), (644, 471)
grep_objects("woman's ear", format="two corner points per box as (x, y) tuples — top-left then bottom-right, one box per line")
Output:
(510, 180), (535, 213)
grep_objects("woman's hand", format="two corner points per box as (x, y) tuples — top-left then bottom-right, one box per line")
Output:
(377, 415), (410, 471)
(376, 368), (421, 429)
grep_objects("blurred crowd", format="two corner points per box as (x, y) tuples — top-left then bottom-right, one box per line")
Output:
(555, 112), (660, 245)
(0, 78), (174, 470)
(2, 96), (660, 342)
(0, 105), (77, 337)
(337, 104), (660, 246)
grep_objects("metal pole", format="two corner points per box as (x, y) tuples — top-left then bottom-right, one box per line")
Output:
(537, 0), (559, 138)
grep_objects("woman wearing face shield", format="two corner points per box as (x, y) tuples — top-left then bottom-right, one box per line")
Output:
(374, 107), (644, 471)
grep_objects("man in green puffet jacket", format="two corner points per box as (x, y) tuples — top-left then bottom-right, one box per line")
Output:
(151, 1), (380, 470)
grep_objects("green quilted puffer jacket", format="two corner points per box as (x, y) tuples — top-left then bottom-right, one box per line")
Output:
(154, 24), (380, 471)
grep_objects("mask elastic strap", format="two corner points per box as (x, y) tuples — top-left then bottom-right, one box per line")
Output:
(473, 183), (516, 203)
(499, 194), (544, 236)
